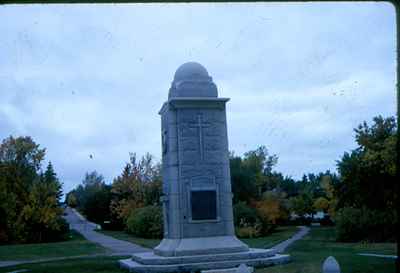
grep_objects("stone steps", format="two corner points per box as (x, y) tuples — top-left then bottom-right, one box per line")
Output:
(132, 248), (276, 265)
(119, 253), (290, 273)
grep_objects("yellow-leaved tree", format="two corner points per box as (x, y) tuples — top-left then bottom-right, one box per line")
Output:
(110, 153), (161, 223)
(255, 190), (289, 231)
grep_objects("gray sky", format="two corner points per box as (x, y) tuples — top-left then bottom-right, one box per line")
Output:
(0, 2), (396, 194)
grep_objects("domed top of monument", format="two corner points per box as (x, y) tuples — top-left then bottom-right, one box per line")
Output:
(173, 62), (210, 81)
(169, 62), (218, 98)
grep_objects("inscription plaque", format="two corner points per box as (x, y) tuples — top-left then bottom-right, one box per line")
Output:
(191, 190), (217, 220)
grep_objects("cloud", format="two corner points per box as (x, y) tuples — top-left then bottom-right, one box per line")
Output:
(0, 2), (396, 194)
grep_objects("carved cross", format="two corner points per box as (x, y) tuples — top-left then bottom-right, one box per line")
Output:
(189, 115), (211, 161)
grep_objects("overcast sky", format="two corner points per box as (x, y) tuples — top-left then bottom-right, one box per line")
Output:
(0, 2), (396, 194)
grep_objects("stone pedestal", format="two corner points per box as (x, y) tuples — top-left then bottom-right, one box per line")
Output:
(120, 249), (290, 273)
(119, 62), (290, 272)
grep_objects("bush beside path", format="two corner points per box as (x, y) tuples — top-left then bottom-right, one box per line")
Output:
(63, 207), (149, 255)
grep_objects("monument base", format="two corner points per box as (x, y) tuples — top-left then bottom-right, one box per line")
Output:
(119, 248), (290, 273)
(153, 236), (249, 257)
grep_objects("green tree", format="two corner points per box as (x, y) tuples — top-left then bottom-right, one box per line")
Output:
(335, 116), (397, 242)
(243, 146), (278, 195)
(43, 162), (63, 204)
(21, 173), (65, 242)
(66, 191), (78, 207)
(230, 146), (278, 203)
(230, 155), (257, 204)
(0, 136), (67, 243)
(72, 171), (112, 225)
(279, 176), (298, 197)
(289, 192), (314, 219)
(336, 116), (397, 210)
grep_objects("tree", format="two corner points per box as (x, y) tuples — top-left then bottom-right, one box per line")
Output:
(230, 146), (278, 203)
(335, 116), (397, 242)
(71, 171), (112, 225)
(336, 116), (397, 211)
(21, 174), (65, 242)
(0, 136), (67, 243)
(243, 146), (278, 195)
(43, 162), (63, 204)
(289, 192), (314, 219)
(313, 197), (329, 212)
(319, 174), (338, 218)
(0, 136), (46, 242)
(279, 176), (298, 197)
(110, 153), (161, 224)
(255, 190), (289, 226)
(66, 191), (78, 207)
(230, 155), (257, 204)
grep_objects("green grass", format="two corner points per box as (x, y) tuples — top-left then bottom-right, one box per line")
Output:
(0, 231), (106, 261)
(255, 227), (397, 273)
(241, 226), (299, 248)
(0, 256), (128, 273)
(96, 230), (161, 249)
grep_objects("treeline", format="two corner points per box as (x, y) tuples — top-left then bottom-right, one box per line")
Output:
(66, 153), (163, 237)
(0, 136), (68, 244)
(230, 146), (339, 238)
(66, 115), (397, 243)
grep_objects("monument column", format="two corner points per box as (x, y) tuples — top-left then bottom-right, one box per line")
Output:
(154, 62), (248, 256)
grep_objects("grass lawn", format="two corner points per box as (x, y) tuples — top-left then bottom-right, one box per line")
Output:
(97, 225), (299, 250)
(0, 231), (106, 261)
(0, 256), (128, 273)
(255, 227), (397, 273)
(241, 226), (299, 248)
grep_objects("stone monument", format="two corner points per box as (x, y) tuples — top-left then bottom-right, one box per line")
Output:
(119, 62), (290, 272)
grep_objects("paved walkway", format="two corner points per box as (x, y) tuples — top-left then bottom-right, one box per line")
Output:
(358, 253), (398, 259)
(64, 207), (149, 255)
(272, 226), (310, 253)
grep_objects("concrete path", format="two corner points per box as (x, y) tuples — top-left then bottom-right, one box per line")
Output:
(272, 226), (310, 253)
(64, 207), (149, 255)
(358, 253), (398, 259)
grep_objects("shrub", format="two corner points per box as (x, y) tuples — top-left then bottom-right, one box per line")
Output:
(335, 206), (397, 242)
(235, 223), (262, 238)
(233, 201), (275, 237)
(254, 209), (276, 235)
(335, 207), (367, 242)
(126, 206), (163, 238)
(35, 217), (70, 243)
(233, 202), (258, 227)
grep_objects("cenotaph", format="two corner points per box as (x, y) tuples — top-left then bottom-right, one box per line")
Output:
(119, 62), (290, 272)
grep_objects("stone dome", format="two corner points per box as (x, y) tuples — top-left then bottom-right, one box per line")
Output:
(173, 62), (210, 81)
(169, 62), (218, 98)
